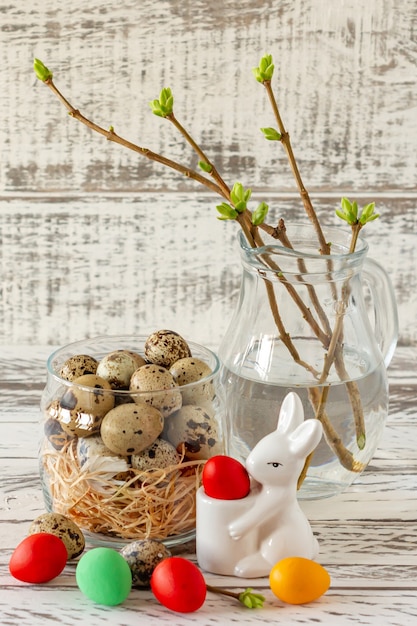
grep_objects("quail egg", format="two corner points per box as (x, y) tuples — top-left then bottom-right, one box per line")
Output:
(131, 438), (180, 471)
(96, 349), (146, 389)
(120, 539), (171, 587)
(44, 400), (75, 450)
(59, 354), (98, 381)
(57, 374), (115, 437)
(100, 402), (163, 456)
(28, 512), (85, 560)
(144, 329), (191, 368)
(169, 357), (214, 405)
(129, 364), (182, 417)
(163, 404), (222, 460)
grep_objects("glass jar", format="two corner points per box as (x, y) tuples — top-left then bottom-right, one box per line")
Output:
(40, 335), (223, 548)
(218, 226), (398, 499)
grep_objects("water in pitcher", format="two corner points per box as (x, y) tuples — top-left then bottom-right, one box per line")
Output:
(219, 347), (389, 499)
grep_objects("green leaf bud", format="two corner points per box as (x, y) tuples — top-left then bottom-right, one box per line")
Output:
(33, 58), (53, 82)
(198, 160), (213, 173)
(149, 99), (163, 117)
(341, 196), (353, 215)
(337, 197), (380, 227)
(359, 202), (379, 225)
(337, 197), (359, 225)
(234, 200), (247, 213)
(361, 202), (375, 218)
(231, 182), (244, 204)
(216, 203), (238, 220)
(261, 127), (282, 141)
(357, 433), (366, 450)
(260, 54), (273, 73)
(149, 87), (174, 117)
(252, 201), (269, 226)
(252, 54), (274, 83)
(335, 209), (349, 223)
(230, 182), (251, 212)
(238, 588), (266, 609)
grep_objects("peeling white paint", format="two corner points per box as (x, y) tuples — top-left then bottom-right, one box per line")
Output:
(0, 1), (415, 347)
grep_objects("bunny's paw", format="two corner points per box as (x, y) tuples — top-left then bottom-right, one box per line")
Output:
(234, 554), (270, 578)
(228, 522), (243, 541)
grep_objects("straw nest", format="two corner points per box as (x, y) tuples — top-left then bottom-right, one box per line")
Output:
(41, 440), (205, 540)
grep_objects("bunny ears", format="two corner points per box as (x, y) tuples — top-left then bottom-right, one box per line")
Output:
(276, 392), (323, 459)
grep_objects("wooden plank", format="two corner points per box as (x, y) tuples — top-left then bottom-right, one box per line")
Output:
(0, 585), (416, 626)
(0, 194), (414, 347)
(1, 1), (417, 195)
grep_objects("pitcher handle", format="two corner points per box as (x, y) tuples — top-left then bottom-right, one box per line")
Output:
(362, 257), (399, 368)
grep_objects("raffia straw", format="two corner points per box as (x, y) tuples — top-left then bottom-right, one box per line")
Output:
(41, 440), (205, 540)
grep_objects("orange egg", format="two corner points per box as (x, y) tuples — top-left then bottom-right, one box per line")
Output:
(269, 557), (331, 605)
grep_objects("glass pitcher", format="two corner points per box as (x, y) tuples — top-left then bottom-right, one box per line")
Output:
(218, 224), (398, 499)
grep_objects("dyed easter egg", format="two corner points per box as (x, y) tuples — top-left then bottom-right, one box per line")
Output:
(202, 455), (251, 499)
(269, 557), (331, 604)
(150, 557), (206, 613)
(9, 533), (68, 583)
(76, 547), (132, 606)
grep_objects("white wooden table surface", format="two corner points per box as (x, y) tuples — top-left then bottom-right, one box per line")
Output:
(0, 344), (416, 625)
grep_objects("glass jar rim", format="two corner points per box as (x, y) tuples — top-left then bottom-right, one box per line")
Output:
(46, 334), (220, 396)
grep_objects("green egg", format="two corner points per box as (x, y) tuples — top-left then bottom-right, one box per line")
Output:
(76, 548), (132, 606)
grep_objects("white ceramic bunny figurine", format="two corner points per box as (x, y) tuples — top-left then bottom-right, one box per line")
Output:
(196, 392), (323, 577)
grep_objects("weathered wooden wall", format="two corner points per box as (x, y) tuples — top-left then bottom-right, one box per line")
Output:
(0, 0), (416, 349)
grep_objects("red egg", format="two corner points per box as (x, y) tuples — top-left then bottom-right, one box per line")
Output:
(9, 533), (68, 583)
(202, 455), (251, 500)
(151, 557), (206, 613)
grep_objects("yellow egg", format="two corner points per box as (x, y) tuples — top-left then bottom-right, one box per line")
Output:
(269, 557), (331, 605)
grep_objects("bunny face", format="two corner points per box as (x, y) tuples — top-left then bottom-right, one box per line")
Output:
(245, 393), (323, 487)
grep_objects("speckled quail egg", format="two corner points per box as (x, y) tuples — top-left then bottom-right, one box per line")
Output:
(57, 374), (115, 437)
(28, 512), (85, 560)
(163, 404), (222, 460)
(96, 350), (146, 389)
(144, 329), (191, 368)
(100, 403), (163, 456)
(59, 354), (98, 381)
(169, 357), (215, 405)
(129, 364), (182, 418)
(44, 400), (75, 450)
(131, 438), (180, 471)
(120, 539), (171, 587)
